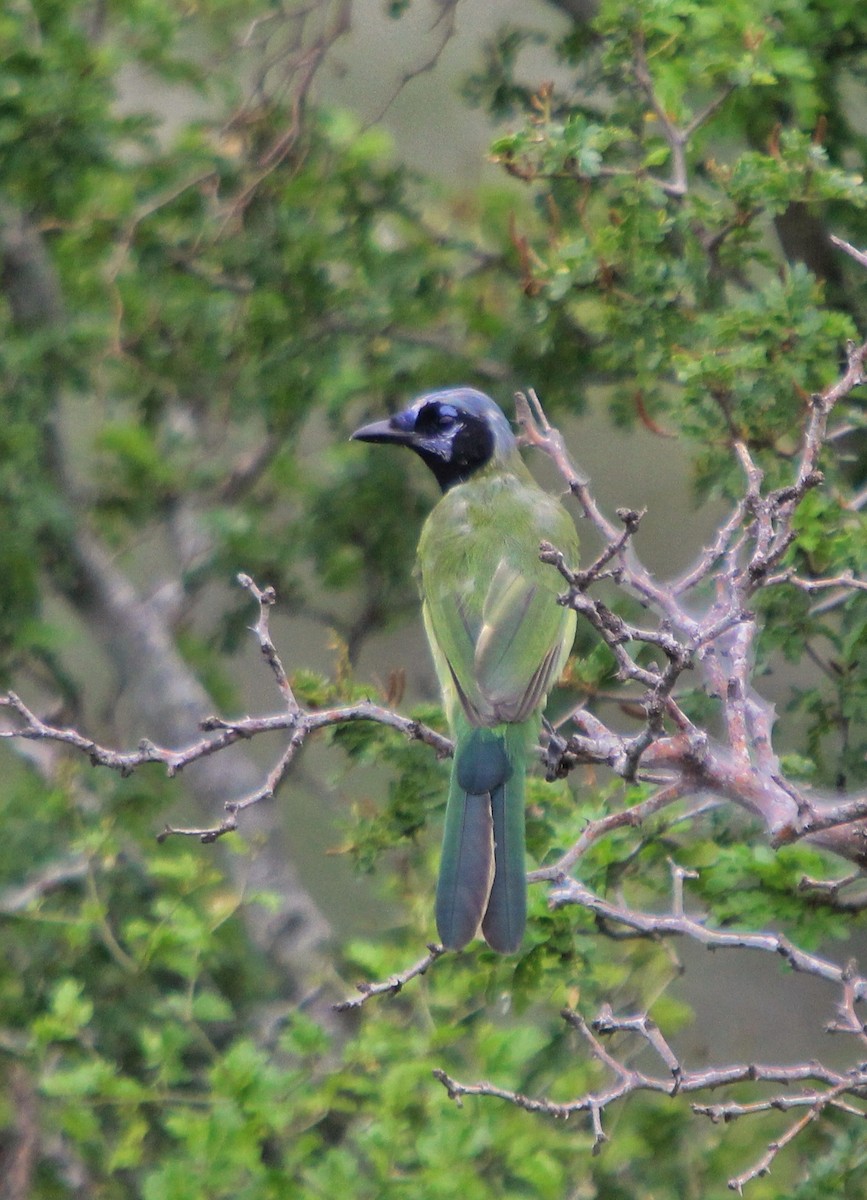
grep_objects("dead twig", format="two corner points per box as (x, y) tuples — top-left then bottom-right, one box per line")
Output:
(333, 943), (446, 1012)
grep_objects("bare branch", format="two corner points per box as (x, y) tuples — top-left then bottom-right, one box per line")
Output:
(433, 1029), (867, 1160)
(333, 943), (447, 1012)
(726, 1103), (828, 1194)
(788, 570), (867, 595)
(547, 877), (864, 993)
(693, 1093), (867, 1123)
(529, 781), (688, 880)
(1, 577), (453, 845)
(1, 689), (452, 843)
(830, 234), (867, 270)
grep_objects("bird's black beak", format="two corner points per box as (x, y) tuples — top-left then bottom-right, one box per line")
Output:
(350, 415), (415, 445)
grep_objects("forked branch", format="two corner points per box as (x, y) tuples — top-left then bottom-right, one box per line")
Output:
(515, 329), (867, 869)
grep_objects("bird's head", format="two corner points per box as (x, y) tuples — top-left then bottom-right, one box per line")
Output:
(351, 388), (516, 492)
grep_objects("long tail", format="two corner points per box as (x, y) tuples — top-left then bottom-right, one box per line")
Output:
(435, 724), (530, 953)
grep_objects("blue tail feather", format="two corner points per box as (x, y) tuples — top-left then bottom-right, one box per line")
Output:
(435, 726), (528, 952)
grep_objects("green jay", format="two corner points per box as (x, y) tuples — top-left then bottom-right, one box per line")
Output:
(352, 388), (578, 952)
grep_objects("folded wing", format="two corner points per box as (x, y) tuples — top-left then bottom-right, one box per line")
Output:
(423, 556), (574, 728)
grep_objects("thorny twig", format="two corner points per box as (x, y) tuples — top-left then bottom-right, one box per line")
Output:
(237, 573), (300, 714)
(334, 943), (446, 1012)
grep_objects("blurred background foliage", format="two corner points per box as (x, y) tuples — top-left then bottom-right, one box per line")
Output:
(0, 0), (866, 1195)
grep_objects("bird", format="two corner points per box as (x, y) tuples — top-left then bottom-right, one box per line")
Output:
(352, 388), (578, 952)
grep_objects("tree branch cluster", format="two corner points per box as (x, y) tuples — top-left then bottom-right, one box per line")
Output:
(432, 863), (867, 1194)
(516, 332), (867, 872)
(0, 574), (451, 844)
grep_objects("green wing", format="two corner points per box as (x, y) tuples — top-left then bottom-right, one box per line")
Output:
(418, 470), (578, 730)
(422, 571), (573, 726)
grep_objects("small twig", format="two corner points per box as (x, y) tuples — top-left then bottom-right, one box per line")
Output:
(529, 781), (688, 880)
(830, 234), (867, 270)
(825, 960), (867, 1047)
(515, 388), (589, 488)
(792, 790), (867, 838)
(0, 855), (89, 913)
(796, 874), (867, 914)
(694, 1093), (867, 1123)
(157, 815), (239, 844)
(562, 1007), (633, 1080)
(788, 570), (867, 595)
(544, 507), (645, 591)
(333, 943), (447, 1011)
(590, 1004), (683, 1086)
(683, 83), (738, 139)
(668, 858), (699, 918)
(809, 588), (867, 617)
(588, 1101), (607, 1153)
(237, 574), (300, 712)
(726, 1102), (829, 1194)
(798, 872), (861, 899)
(672, 496), (749, 595)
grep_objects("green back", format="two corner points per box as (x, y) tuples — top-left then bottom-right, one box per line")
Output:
(417, 453), (579, 733)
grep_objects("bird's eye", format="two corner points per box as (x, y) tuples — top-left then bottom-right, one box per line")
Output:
(417, 401), (459, 434)
(436, 404), (458, 429)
